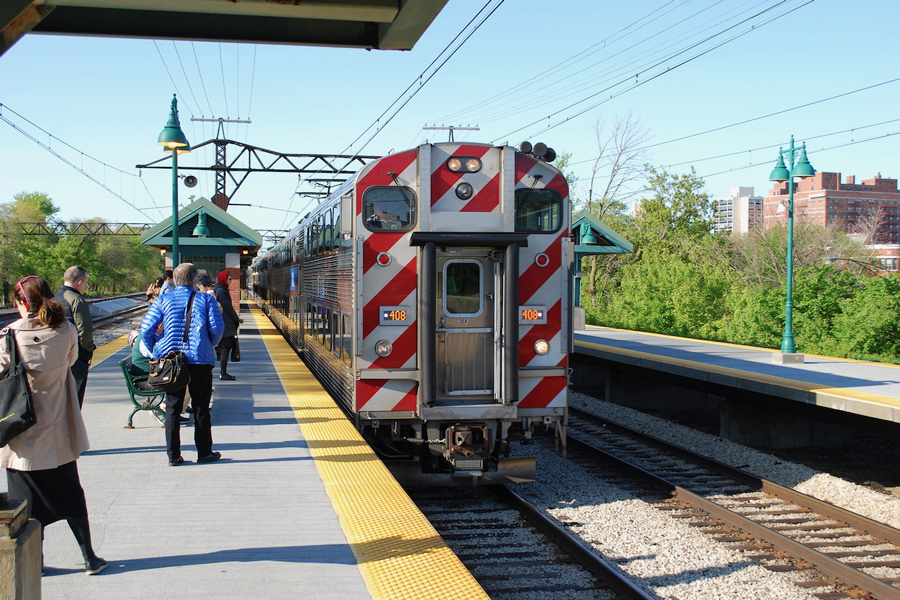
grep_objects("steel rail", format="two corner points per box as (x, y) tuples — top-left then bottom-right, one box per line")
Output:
(565, 415), (900, 600)
(492, 485), (657, 600)
(570, 406), (900, 547)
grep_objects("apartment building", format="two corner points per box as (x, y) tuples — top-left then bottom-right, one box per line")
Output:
(763, 173), (900, 244)
(714, 186), (763, 234)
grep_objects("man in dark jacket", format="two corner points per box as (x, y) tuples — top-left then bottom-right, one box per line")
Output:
(55, 265), (94, 408)
(214, 270), (240, 380)
(141, 263), (224, 466)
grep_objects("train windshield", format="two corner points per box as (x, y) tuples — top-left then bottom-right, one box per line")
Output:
(514, 188), (561, 233)
(363, 187), (416, 232)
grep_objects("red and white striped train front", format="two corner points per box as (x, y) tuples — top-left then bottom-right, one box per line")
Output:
(351, 142), (571, 485)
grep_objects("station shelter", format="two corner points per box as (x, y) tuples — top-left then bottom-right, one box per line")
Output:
(571, 210), (633, 329)
(141, 197), (262, 310)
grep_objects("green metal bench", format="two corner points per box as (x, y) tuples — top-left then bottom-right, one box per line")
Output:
(119, 359), (165, 428)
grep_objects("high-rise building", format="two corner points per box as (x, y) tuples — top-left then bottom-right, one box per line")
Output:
(764, 173), (900, 244)
(714, 187), (763, 234)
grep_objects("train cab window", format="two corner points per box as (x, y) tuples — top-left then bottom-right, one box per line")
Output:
(515, 188), (561, 233)
(363, 187), (416, 232)
(443, 260), (483, 316)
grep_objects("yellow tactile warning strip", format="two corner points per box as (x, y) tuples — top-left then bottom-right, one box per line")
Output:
(584, 324), (900, 369)
(91, 333), (129, 367)
(249, 302), (489, 600)
(576, 339), (900, 410)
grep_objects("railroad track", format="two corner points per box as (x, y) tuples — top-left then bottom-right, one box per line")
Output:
(408, 486), (654, 600)
(0, 292), (146, 328)
(567, 405), (900, 600)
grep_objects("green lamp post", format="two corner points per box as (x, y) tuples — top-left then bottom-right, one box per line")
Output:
(158, 94), (191, 268)
(769, 136), (815, 361)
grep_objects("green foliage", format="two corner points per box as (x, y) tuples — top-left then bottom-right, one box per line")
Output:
(580, 163), (900, 363)
(831, 275), (900, 360)
(0, 192), (162, 303)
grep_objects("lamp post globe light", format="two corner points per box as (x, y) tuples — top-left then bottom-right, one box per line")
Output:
(769, 136), (815, 364)
(158, 94), (191, 268)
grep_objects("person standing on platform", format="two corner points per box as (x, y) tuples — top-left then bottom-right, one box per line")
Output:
(141, 263), (224, 466)
(214, 270), (240, 381)
(54, 265), (94, 408)
(1, 276), (106, 575)
(159, 270), (174, 295)
(145, 277), (164, 303)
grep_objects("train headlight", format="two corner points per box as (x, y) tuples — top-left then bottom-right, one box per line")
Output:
(456, 182), (474, 200)
(375, 340), (393, 357)
(447, 157), (482, 172)
(533, 339), (550, 355)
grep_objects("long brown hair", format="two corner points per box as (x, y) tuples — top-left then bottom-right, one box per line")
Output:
(14, 276), (66, 329)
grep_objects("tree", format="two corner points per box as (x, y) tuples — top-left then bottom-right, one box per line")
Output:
(576, 112), (651, 308)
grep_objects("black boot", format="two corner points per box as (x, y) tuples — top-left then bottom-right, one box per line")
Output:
(68, 516), (107, 575)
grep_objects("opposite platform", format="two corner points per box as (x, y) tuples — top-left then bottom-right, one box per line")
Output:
(1, 302), (485, 599)
(575, 326), (900, 426)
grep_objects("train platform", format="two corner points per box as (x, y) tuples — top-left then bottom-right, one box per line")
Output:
(574, 326), (900, 426)
(1, 302), (486, 600)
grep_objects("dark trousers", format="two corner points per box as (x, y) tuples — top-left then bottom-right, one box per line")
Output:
(71, 359), (90, 408)
(165, 364), (214, 460)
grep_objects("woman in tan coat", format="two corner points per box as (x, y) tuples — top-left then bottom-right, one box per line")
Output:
(0, 276), (106, 575)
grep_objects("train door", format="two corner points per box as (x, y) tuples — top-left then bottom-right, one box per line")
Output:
(435, 249), (500, 402)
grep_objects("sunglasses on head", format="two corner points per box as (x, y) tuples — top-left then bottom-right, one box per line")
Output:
(16, 276), (39, 311)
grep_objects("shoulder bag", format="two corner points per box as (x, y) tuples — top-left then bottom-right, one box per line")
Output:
(0, 328), (37, 447)
(148, 292), (196, 393)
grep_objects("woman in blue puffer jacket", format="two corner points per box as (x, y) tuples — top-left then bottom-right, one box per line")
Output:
(141, 263), (224, 466)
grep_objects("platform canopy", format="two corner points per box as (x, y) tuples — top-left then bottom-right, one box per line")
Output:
(572, 210), (633, 255)
(1, 0), (448, 57)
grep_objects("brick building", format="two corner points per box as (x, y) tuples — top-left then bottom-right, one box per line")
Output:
(763, 173), (900, 245)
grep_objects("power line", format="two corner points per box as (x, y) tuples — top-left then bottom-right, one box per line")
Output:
(172, 41), (202, 117)
(662, 118), (900, 169)
(279, 0), (505, 229)
(192, 41), (215, 117)
(153, 40), (193, 117)
(492, 0), (811, 143)
(0, 103), (162, 220)
(699, 131), (899, 180)
(219, 43), (229, 120)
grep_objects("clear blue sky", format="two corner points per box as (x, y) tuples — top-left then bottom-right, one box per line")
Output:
(1, 0), (897, 234)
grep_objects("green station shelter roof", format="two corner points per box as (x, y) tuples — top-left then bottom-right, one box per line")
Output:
(572, 210), (633, 255)
(142, 196), (262, 253)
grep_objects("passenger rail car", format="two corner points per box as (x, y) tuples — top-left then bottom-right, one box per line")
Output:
(249, 142), (572, 485)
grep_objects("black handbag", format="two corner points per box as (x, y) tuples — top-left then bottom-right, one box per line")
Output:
(149, 292), (195, 393)
(0, 328), (37, 448)
(230, 337), (240, 363)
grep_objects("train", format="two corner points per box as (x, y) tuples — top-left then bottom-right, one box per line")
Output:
(248, 141), (572, 485)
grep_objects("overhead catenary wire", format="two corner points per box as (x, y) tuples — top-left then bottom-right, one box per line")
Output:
(0, 103), (162, 220)
(493, 0), (812, 144)
(153, 40), (195, 117)
(192, 41), (216, 117)
(172, 41), (203, 117)
(278, 0), (505, 229)
(662, 118), (900, 169)
(699, 131), (899, 180)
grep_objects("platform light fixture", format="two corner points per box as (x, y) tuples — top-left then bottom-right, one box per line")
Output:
(157, 94), (191, 268)
(768, 136), (815, 363)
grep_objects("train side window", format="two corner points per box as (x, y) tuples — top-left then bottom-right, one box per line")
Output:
(362, 186), (416, 232)
(515, 188), (561, 233)
(324, 209), (333, 252)
(443, 259), (483, 317)
(341, 314), (352, 365)
(323, 307), (332, 350)
(318, 306), (326, 344)
(331, 311), (340, 356)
